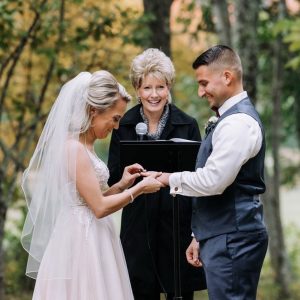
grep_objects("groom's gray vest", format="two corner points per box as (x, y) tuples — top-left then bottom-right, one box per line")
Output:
(192, 98), (266, 241)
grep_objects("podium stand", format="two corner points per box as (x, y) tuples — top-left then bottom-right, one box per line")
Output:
(120, 140), (201, 300)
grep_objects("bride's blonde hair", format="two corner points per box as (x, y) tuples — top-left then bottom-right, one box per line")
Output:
(80, 70), (131, 133)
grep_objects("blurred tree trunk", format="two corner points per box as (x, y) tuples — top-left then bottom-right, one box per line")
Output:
(211, 0), (232, 46)
(0, 191), (6, 300)
(233, 0), (260, 104)
(263, 0), (292, 298)
(210, 0), (259, 102)
(142, 0), (173, 57)
(296, 87), (300, 148)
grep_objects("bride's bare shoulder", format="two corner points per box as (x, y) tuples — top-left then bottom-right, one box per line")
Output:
(66, 139), (86, 156)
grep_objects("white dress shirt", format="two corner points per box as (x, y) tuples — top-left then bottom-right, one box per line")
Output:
(169, 91), (263, 197)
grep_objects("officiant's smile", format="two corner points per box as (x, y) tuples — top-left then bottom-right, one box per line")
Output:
(137, 74), (170, 116)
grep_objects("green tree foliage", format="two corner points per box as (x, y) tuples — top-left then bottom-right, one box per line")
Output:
(1, 0), (300, 298)
(258, 4), (300, 160)
(0, 0), (145, 297)
(273, 15), (300, 151)
(275, 18), (300, 69)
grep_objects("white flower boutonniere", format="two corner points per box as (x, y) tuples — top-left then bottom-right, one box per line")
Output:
(204, 116), (218, 136)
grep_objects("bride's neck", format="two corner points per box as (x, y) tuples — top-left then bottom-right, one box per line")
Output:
(80, 131), (95, 151)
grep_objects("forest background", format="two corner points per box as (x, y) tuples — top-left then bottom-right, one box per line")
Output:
(1, 0), (300, 299)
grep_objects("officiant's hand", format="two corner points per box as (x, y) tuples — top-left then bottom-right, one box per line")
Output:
(186, 238), (202, 267)
(119, 163), (145, 189)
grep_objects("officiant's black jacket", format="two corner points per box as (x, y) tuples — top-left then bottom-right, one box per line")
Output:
(108, 104), (206, 294)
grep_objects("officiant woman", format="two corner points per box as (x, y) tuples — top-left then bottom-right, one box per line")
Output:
(108, 48), (206, 300)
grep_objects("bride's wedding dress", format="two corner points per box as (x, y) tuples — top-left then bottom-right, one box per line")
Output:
(32, 149), (134, 300)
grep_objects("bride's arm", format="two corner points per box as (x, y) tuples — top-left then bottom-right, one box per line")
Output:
(72, 142), (162, 218)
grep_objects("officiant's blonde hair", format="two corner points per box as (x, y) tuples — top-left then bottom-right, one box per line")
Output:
(130, 48), (175, 103)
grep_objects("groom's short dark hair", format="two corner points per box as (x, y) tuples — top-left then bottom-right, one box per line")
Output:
(192, 45), (243, 80)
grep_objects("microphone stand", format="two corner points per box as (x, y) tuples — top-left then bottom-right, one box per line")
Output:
(172, 192), (182, 300)
(137, 134), (144, 141)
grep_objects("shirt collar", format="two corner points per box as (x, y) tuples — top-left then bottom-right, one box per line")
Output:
(218, 91), (248, 116)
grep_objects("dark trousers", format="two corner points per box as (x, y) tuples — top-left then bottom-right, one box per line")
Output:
(133, 291), (194, 300)
(199, 230), (268, 300)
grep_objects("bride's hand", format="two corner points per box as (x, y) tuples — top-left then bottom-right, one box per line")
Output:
(138, 172), (163, 194)
(119, 163), (145, 189)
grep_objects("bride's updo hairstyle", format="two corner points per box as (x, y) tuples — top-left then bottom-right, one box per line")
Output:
(81, 70), (131, 133)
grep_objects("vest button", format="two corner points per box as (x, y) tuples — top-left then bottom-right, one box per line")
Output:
(174, 187), (178, 191)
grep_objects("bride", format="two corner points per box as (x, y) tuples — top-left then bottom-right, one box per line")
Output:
(21, 70), (162, 300)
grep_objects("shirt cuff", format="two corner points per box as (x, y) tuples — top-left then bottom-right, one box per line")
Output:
(169, 172), (183, 195)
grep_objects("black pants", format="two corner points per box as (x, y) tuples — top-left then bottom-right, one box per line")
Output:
(133, 291), (194, 300)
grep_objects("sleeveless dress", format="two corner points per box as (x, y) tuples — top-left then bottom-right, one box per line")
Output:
(32, 149), (134, 300)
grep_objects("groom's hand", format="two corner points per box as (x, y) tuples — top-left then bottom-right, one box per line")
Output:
(156, 172), (170, 186)
(186, 238), (202, 267)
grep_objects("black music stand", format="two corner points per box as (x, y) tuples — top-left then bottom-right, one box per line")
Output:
(120, 140), (201, 300)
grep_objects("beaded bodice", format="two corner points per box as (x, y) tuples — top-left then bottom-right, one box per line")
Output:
(74, 149), (110, 206)
(71, 149), (111, 238)
(86, 149), (109, 191)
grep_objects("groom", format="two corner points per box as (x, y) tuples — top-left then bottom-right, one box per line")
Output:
(157, 45), (268, 300)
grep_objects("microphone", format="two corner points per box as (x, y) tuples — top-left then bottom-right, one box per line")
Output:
(135, 122), (147, 140)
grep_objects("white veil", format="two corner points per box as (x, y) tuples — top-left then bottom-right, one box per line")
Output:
(21, 72), (92, 279)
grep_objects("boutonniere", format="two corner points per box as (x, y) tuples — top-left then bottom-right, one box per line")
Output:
(204, 116), (218, 136)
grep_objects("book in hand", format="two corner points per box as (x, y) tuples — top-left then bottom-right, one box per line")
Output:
(120, 138), (201, 173)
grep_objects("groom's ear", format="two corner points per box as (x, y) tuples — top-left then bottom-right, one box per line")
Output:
(222, 70), (234, 86)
